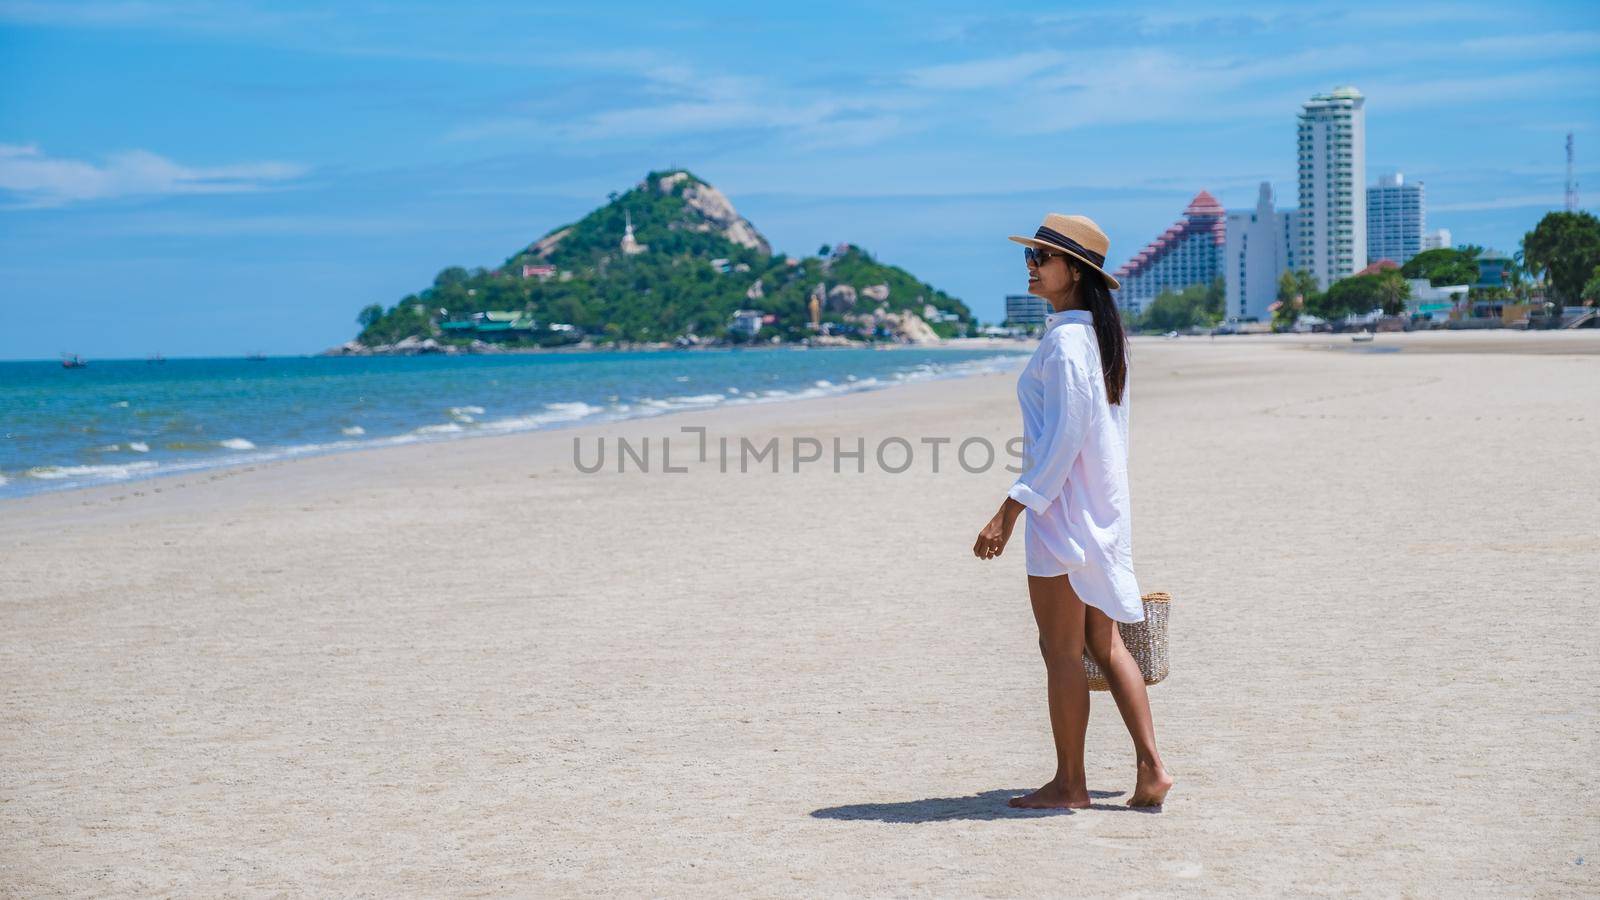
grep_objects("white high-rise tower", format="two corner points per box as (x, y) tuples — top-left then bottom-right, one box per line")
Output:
(1296, 86), (1367, 288)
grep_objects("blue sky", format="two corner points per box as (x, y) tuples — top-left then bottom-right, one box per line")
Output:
(2, 1), (1597, 359)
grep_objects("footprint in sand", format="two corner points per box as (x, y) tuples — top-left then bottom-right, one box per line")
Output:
(1161, 861), (1203, 879)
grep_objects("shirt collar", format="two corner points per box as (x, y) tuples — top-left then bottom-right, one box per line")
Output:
(1045, 308), (1094, 329)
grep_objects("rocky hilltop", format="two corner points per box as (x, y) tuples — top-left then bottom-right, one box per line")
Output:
(345, 170), (971, 353)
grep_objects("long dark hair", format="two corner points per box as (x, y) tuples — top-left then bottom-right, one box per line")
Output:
(1069, 260), (1130, 406)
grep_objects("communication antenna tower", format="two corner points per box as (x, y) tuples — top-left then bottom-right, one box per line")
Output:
(1566, 132), (1578, 212)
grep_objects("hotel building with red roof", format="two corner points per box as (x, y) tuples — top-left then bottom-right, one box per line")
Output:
(1110, 191), (1226, 316)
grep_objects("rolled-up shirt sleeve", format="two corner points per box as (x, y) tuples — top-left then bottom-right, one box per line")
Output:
(1008, 344), (1093, 514)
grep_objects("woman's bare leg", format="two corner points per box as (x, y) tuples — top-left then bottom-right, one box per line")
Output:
(1008, 573), (1092, 809)
(1083, 605), (1173, 806)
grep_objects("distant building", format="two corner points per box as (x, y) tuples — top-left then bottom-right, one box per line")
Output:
(440, 310), (541, 341)
(1367, 172), (1425, 266)
(1112, 190), (1226, 317)
(729, 309), (765, 337)
(521, 264), (556, 280)
(1297, 86), (1368, 288)
(1475, 249), (1514, 289)
(1421, 228), (1452, 252)
(1004, 294), (1049, 329)
(1224, 182), (1297, 322)
(1406, 278), (1468, 320)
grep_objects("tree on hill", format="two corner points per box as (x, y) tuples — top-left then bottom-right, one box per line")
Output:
(354, 170), (972, 346)
(1521, 211), (1600, 306)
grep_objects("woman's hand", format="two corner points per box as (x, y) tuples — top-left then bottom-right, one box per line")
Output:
(973, 497), (1024, 560)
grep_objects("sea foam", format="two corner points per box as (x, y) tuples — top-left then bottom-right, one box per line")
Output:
(27, 462), (160, 480)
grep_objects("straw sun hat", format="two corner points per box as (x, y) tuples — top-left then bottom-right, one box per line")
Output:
(1008, 213), (1121, 291)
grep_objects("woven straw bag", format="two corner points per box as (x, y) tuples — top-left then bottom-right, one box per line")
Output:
(1082, 591), (1170, 691)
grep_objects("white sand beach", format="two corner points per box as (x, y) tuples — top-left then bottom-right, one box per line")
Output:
(3, 330), (1597, 896)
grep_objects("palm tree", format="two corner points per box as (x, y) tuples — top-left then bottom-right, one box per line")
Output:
(1376, 271), (1411, 317)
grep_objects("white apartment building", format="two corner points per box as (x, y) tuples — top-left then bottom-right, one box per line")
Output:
(1224, 182), (1299, 322)
(1421, 228), (1452, 251)
(1367, 172), (1426, 265)
(1004, 294), (1049, 329)
(1297, 86), (1368, 288)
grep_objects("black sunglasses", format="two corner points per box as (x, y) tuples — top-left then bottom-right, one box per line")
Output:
(1024, 246), (1068, 267)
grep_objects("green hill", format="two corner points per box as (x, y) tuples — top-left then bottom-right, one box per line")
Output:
(352, 170), (971, 348)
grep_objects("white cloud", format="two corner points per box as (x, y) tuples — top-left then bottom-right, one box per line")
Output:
(1431, 194), (1565, 213)
(881, 34), (1600, 136)
(0, 0), (325, 32)
(1458, 30), (1600, 56)
(905, 52), (1065, 91)
(446, 57), (923, 151)
(0, 144), (307, 209)
(1362, 69), (1600, 110)
(973, 48), (1286, 133)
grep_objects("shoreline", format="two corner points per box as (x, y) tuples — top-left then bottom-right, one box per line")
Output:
(10, 328), (1596, 503)
(3, 337), (1032, 365)
(18, 325), (1596, 366)
(1, 347), (1034, 506)
(320, 336), (1035, 358)
(1, 360), (1042, 522)
(324, 326), (1600, 358)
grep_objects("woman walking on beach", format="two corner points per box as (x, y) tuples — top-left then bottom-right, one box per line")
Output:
(973, 214), (1173, 809)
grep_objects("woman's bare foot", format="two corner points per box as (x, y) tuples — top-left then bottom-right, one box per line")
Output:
(1128, 761), (1173, 807)
(1008, 778), (1091, 809)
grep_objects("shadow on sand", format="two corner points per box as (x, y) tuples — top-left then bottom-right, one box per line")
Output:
(812, 788), (1160, 822)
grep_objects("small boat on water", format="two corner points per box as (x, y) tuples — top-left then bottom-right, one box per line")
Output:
(1351, 332), (1375, 343)
(61, 353), (88, 368)
(147, 352), (166, 364)
(245, 351), (267, 361)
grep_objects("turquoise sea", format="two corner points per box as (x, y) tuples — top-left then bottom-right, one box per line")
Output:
(0, 346), (1030, 500)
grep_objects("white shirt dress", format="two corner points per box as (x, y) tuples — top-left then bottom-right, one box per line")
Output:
(1007, 307), (1145, 623)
